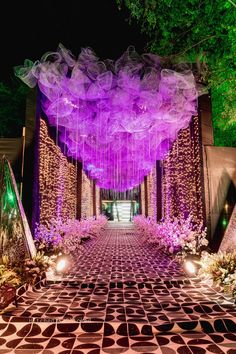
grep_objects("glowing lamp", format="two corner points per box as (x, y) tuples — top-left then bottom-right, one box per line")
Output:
(184, 260), (197, 275)
(222, 218), (228, 228)
(55, 255), (70, 274)
(56, 259), (66, 272)
(184, 255), (201, 276)
(7, 192), (14, 202)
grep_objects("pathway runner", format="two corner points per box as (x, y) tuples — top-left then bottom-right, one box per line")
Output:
(1, 223), (236, 353)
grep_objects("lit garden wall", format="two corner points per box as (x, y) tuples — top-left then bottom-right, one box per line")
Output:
(81, 170), (94, 218)
(96, 185), (100, 217)
(38, 119), (77, 226)
(140, 182), (146, 216)
(162, 116), (205, 224)
(147, 166), (157, 219)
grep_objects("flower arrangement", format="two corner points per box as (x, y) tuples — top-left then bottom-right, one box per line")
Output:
(0, 214), (107, 308)
(0, 256), (21, 288)
(177, 220), (208, 258)
(199, 251), (236, 297)
(133, 215), (208, 258)
(0, 265), (19, 310)
(0, 257), (22, 310)
(0, 265), (21, 288)
(61, 223), (83, 254)
(22, 252), (54, 285)
(61, 215), (107, 254)
(0, 252), (54, 310)
(0, 252), (53, 289)
(34, 219), (63, 255)
(34, 215), (107, 255)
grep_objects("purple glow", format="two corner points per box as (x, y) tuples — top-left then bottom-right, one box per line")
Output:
(15, 45), (199, 191)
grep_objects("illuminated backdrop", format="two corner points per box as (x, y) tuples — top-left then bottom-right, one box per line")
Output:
(162, 116), (204, 224)
(81, 170), (94, 218)
(38, 119), (77, 226)
(147, 166), (157, 219)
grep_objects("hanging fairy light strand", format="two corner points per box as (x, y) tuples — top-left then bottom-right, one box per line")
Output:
(147, 166), (157, 219)
(162, 115), (204, 224)
(38, 119), (77, 226)
(15, 44), (201, 191)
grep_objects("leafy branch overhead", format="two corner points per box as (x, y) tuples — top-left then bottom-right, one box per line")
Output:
(117, 0), (236, 146)
(0, 80), (29, 138)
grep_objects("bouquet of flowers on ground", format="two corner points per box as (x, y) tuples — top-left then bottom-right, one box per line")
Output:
(199, 251), (236, 297)
(0, 265), (21, 288)
(22, 252), (54, 285)
(87, 215), (107, 238)
(0, 256), (22, 288)
(34, 219), (63, 255)
(60, 215), (107, 254)
(133, 214), (208, 258)
(34, 215), (107, 256)
(60, 219), (85, 254)
(176, 216), (208, 258)
(0, 263), (21, 310)
(133, 216), (159, 244)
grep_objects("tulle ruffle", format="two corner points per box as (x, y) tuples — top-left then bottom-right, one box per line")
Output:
(15, 44), (200, 191)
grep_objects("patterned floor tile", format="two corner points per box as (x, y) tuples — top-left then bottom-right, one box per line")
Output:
(1, 223), (236, 353)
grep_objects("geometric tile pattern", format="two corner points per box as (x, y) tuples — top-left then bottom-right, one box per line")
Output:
(1, 222), (236, 353)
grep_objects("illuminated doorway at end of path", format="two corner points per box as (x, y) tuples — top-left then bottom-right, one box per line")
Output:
(102, 200), (139, 222)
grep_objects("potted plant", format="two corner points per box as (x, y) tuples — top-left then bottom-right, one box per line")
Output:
(23, 252), (53, 286)
(0, 264), (21, 310)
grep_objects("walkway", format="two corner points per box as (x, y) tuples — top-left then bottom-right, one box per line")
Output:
(1, 223), (236, 353)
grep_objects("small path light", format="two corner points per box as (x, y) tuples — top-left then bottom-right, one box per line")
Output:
(184, 255), (201, 276)
(184, 260), (197, 275)
(55, 255), (70, 274)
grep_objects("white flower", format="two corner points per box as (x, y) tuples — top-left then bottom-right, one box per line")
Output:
(201, 238), (209, 246)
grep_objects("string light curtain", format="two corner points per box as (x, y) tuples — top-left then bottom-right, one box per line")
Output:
(147, 166), (157, 219)
(15, 44), (201, 191)
(96, 186), (100, 217)
(140, 182), (146, 216)
(162, 116), (204, 224)
(38, 119), (76, 226)
(81, 170), (93, 218)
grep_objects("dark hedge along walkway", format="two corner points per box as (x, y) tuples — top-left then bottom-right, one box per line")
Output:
(1, 223), (236, 353)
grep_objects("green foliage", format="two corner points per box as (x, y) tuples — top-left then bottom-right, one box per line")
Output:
(117, 0), (236, 146)
(0, 252), (52, 288)
(0, 79), (29, 138)
(23, 251), (52, 284)
(0, 264), (21, 287)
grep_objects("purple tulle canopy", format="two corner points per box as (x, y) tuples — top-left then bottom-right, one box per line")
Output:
(15, 44), (200, 191)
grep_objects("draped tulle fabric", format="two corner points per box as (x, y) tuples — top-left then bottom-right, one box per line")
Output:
(15, 44), (200, 191)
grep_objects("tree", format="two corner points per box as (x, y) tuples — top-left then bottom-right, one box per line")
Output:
(0, 80), (29, 138)
(117, 0), (236, 146)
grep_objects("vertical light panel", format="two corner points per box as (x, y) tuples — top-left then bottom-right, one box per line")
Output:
(147, 166), (157, 219)
(81, 170), (93, 218)
(38, 119), (76, 226)
(162, 116), (204, 225)
(140, 182), (146, 216)
(96, 185), (100, 217)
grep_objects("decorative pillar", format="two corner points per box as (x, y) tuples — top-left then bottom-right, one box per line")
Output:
(144, 176), (148, 217)
(156, 160), (162, 221)
(76, 162), (82, 220)
(93, 180), (96, 217)
(199, 94), (213, 236)
(138, 184), (142, 215)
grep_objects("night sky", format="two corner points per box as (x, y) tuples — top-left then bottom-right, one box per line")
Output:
(0, 0), (147, 83)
